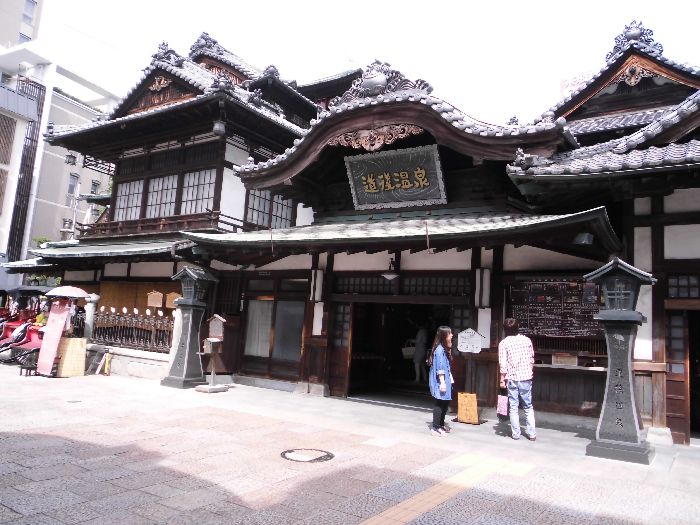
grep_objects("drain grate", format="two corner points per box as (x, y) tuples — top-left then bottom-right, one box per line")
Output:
(281, 448), (334, 463)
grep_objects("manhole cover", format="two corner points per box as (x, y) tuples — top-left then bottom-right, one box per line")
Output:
(281, 449), (334, 463)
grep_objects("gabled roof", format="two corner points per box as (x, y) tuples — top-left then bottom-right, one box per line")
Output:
(235, 61), (578, 187)
(567, 106), (673, 136)
(188, 32), (261, 80)
(508, 89), (700, 179)
(244, 65), (319, 115)
(531, 21), (700, 125)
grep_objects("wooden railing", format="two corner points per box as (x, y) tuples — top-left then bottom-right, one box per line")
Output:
(91, 312), (174, 353)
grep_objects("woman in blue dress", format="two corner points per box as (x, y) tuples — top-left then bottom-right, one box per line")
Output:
(427, 326), (453, 436)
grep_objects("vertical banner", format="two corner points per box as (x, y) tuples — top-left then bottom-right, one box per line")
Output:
(36, 298), (70, 376)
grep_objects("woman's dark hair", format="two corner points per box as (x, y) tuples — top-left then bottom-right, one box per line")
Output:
(426, 326), (452, 366)
(503, 318), (520, 336)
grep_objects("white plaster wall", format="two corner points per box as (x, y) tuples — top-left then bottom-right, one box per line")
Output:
(64, 270), (94, 282)
(635, 285), (653, 360)
(296, 204), (314, 226)
(225, 142), (249, 165)
(477, 308), (492, 348)
(503, 245), (600, 272)
(258, 254), (313, 271)
(220, 169), (246, 222)
(399, 248), (471, 271)
(103, 263), (128, 277)
(634, 197), (651, 216)
(334, 251), (392, 271)
(665, 225), (700, 259)
(129, 262), (173, 278)
(664, 188), (700, 213)
(634, 227), (652, 271)
(481, 248), (494, 269)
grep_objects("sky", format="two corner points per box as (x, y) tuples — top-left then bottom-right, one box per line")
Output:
(39, 0), (697, 124)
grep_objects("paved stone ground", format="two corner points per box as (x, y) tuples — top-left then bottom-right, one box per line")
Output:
(1, 365), (699, 525)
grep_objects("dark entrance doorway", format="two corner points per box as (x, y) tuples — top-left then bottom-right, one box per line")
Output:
(690, 311), (700, 437)
(348, 303), (451, 404)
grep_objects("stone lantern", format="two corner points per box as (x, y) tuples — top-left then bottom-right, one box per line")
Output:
(583, 257), (656, 464)
(161, 266), (218, 388)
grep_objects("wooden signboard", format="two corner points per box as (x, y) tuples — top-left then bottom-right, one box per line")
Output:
(508, 280), (602, 337)
(147, 291), (164, 308)
(36, 298), (70, 376)
(458, 392), (479, 424)
(165, 292), (181, 309)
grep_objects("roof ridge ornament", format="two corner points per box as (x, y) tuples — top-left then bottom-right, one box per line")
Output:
(262, 65), (280, 78)
(210, 72), (234, 92)
(190, 32), (222, 56)
(329, 60), (433, 108)
(606, 21), (663, 61)
(152, 41), (184, 68)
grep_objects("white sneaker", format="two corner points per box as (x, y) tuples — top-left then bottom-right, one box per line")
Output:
(430, 427), (445, 437)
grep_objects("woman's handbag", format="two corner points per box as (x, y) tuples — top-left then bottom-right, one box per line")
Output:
(496, 387), (509, 420)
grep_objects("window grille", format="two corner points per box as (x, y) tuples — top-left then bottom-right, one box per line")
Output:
(401, 276), (470, 296)
(150, 148), (180, 171)
(146, 175), (177, 218)
(181, 169), (215, 215)
(114, 179), (143, 221)
(0, 114), (16, 165)
(333, 276), (394, 294)
(246, 189), (271, 226)
(668, 275), (700, 299)
(185, 142), (218, 166)
(271, 194), (293, 229)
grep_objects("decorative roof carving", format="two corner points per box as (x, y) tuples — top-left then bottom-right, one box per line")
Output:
(189, 32), (222, 56)
(329, 60), (433, 108)
(152, 42), (184, 68)
(327, 124), (424, 152)
(262, 65), (280, 78)
(613, 59), (657, 86)
(148, 76), (172, 92)
(507, 116), (519, 125)
(210, 72), (234, 92)
(248, 88), (263, 107)
(606, 21), (663, 61)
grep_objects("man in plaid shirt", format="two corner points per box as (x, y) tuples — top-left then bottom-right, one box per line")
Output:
(498, 318), (536, 441)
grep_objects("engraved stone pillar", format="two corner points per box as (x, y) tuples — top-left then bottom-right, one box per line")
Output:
(161, 267), (218, 389)
(84, 293), (100, 340)
(584, 258), (656, 464)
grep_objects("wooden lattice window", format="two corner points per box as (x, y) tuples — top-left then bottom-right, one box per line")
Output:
(401, 276), (470, 296)
(451, 306), (473, 332)
(668, 275), (700, 299)
(271, 194), (294, 229)
(246, 189), (271, 226)
(333, 275), (393, 294)
(146, 175), (177, 218)
(114, 179), (143, 221)
(181, 169), (215, 215)
(333, 303), (351, 348)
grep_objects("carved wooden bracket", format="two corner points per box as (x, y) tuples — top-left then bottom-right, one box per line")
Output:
(327, 124), (424, 152)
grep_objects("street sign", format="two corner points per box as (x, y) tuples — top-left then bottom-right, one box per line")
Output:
(457, 328), (483, 354)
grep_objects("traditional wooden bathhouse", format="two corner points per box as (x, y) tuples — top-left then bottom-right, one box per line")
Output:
(7, 23), (699, 443)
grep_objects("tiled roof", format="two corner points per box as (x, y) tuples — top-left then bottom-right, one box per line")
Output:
(509, 89), (700, 178)
(567, 106), (673, 136)
(531, 40), (700, 125)
(245, 65), (319, 111)
(235, 86), (569, 175)
(298, 68), (363, 89)
(184, 206), (620, 252)
(29, 239), (193, 259)
(509, 140), (700, 177)
(188, 32), (261, 79)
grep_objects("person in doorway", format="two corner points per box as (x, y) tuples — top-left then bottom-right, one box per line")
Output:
(498, 318), (536, 441)
(427, 326), (454, 436)
(413, 321), (429, 383)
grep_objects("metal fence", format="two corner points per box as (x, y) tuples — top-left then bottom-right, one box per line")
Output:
(91, 312), (174, 353)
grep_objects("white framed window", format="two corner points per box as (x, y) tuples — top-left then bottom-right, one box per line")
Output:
(146, 174), (177, 218)
(114, 180), (143, 221)
(66, 173), (79, 206)
(181, 169), (215, 215)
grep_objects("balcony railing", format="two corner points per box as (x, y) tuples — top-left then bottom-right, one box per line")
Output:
(91, 312), (174, 353)
(75, 211), (245, 238)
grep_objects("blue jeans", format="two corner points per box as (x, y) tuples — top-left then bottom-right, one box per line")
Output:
(507, 379), (536, 439)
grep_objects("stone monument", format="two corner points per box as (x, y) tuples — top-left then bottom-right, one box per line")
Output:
(583, 257), (656, 464)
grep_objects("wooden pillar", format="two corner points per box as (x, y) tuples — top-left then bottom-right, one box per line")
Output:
(650, 196), (667, 428)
